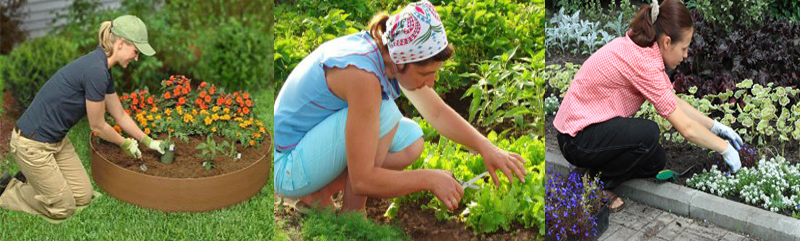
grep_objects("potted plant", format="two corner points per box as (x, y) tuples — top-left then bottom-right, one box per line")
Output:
(545, 168), (609, 241)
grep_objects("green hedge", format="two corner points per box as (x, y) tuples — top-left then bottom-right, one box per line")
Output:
(0, 37), (80, 109)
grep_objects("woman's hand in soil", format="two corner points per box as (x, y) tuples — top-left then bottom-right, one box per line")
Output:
(120, 138), (142, 159)
(429, 170), (464, 211)
(720, 143), (741, 173)
(141, 136), (166, 154)
(480, 144), (527, 188)
(711, 120), (744, 150)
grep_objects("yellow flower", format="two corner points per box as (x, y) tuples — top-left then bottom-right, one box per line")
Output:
(234, 117), (243, 122)
(260, 127), (266, 134)
(200, 109), (209, 116)
(144, 128), (151, 135)
(151, 122), (156, 127)
(183, 114), (194, 123)
(211, 127), (217, 132)
(156, 115), (162, 120)
(176, 106), (183, 115)
(256, 121), (263, 127)
(224, 108), (230, 114)
(222, 114), (231, 121)
(212, 106), (220, 113)
(165, 108), (173, 116)
(212, 114), (220, 121)
(192, 108), (198, 116)
(147, 115), (154, 121)
(204, 116), (212, 125)
(167, 117), (173, 122)
(139, 119), (148, 126)
(249, 140), (256, 146)
(151, 107), (158, 113)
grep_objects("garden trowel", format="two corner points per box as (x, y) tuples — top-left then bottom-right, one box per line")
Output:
(656, 164), (697, 181)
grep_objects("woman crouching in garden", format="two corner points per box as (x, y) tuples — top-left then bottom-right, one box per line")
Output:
(554, 0), (745, 213)
(0, 15), (167, 220)
(274, 0), (527, 214)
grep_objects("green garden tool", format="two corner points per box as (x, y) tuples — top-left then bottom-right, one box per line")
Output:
(656, 164), (696, 181)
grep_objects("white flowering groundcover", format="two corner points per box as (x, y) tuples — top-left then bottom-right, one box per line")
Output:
(687, 156), (800, 215)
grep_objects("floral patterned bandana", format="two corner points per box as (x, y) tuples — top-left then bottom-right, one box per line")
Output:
(382, 0), (448, 64)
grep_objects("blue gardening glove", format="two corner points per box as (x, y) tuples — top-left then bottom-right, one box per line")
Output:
(711, 120), (743, 150)
(120, 138), (142, 159)
(720, 143), (741, 173)
(141, 136), (165, 155)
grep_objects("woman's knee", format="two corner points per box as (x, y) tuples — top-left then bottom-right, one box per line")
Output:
(41, 192), (77, 219)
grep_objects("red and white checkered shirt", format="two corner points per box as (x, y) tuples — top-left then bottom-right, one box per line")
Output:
(554, 33), (677, 137)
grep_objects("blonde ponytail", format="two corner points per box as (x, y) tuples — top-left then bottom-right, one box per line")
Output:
(98, 21), (121, 57)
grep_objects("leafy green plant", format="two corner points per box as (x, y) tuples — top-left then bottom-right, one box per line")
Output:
(694, 0), (771, 32)
(0, 36), (80, 109)
(196, 135), (225, 162)
(543, 63), (581, 98)
(545, 94), (560, 116)
(387, 120), (545, 235)
(545, 9), (615, 56)
(462, 48), (544, 137)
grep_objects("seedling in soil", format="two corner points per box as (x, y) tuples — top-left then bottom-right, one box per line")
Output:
(710, 145), (760, 172)
(202, 161), (213, 170)
(196, 134), (225, 162)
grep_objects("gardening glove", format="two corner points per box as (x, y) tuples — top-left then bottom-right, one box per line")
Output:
(120, 138), (142, 159)
(720, 143), (741, 173)
(141, 136), (166, 155)
(711, 120), (743, 150)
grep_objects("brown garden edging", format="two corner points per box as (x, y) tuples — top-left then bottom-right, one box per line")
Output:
(90, 134), (270, 212)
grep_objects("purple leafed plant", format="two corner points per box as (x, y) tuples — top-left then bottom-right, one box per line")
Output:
(545, 168), (605, 241)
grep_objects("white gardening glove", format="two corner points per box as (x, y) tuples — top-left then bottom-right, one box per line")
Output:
(720, 143), (741, 173)
(120, 138), (142, 159)
(711, 120), (743, 150)
(141, 136), (166, 155)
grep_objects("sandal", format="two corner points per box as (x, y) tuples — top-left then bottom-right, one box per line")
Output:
(276, 195), (340, 215)
(602, 190), (626, 213)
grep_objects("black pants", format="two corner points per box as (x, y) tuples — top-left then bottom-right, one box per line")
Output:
(557, 117), (666, 190)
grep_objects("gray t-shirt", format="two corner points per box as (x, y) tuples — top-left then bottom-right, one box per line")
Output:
(17, 46), (115, 143)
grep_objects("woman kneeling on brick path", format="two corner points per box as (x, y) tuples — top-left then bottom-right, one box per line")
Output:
(274, 0), (528, 215)
(553, 0), (746, 213)
(0, 15), (167, 220)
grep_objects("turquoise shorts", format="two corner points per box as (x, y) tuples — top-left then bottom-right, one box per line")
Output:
(274, 99), (423, 197)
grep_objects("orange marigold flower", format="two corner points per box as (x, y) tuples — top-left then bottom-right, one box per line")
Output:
(245, 100), (252, 107)
(243, 93), (250, 99)
(199, 82), (207, 89)
(166, 80), (173, 86)
(243, 107), (250, 115)
(164, 92), (171, 99)
(249, 140), (256, 146)
(200, 91), (206, 98)
(147, 96), (154, 105)
(183, 88), (189, 95)
(132, 98), (139, 105)
(178, 97), (186, 106)
(204, 95), (212, 103)
(131, 92), (137, 99)
(236, 96), (244, 105)
(217, 97), (224, 106)
(211, 127), (217, 132)
(195, 98), (203, 106)
(226, 99), (233, 106)
(144, 128), (151, 135)
(174, 87), (181, 97)
(209, 86), (216, 95)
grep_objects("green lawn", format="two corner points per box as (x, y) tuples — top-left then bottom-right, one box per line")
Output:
(0, 89), (274, 240)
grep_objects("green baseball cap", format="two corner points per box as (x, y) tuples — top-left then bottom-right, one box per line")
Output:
(110, 15), (155, 56)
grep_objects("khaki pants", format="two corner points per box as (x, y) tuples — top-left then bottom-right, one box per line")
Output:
(0, 129), (93, 219)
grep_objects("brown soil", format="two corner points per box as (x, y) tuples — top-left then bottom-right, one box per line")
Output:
(545, 115), (800, 218)
(0, 90), (22, 156)
(95, 134), (269, 178)
(275, 195), (540, 240)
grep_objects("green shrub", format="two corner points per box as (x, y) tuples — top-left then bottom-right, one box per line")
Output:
(193, 18), (271, 90)
(0, 37), (80, 109)
(767, 0), (800, 22)
(695, 0), (771, 31)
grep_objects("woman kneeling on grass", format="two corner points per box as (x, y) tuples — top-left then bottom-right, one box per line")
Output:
(274, 0), (527, 214)
(553, 0), (746, 213)
(0, 15), (167, 220)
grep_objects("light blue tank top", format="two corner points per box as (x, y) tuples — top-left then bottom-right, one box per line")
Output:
(274, 31), (402, 152)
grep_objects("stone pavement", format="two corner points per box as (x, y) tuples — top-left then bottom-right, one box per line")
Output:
(600, 198), (760, 241)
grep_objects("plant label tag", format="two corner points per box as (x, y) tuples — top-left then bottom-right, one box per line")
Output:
(169, 144), (175, 151)
(236, 153), (241, 160)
